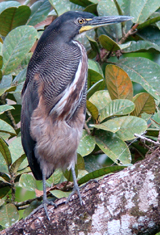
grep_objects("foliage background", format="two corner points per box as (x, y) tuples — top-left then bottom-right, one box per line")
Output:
(0, 0), (160, 229)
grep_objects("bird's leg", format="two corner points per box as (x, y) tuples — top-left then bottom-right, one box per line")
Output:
(66, 165), (83, 205)
(42, 170), (56, 220)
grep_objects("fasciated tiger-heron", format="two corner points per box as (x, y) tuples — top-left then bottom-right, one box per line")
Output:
(21, 11), (132, 219)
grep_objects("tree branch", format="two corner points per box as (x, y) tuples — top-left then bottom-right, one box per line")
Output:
(2, 148), (160, 235)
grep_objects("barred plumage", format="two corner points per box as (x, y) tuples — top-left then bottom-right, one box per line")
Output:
(21, 11), (132, 220)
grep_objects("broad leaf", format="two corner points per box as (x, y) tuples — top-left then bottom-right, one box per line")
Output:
(0, 75), (15, 96)
(86, 100), (99, 120)
(87, 79), (105, 99)
(0, 119), (16, 136)
(88, 59), (103, 75)
(138, 26), (160, 46)
(92, 116), (147, 140)
(27, 0), (51, 26)
(10, 154), (26, 175)
(19, 174), (37, 191)
(77, 130), (95, 157)
(0, 105), (14, 115)
(97, 0), (124, 39)
(0, 137), (12, 166)
(123, 40), (160, 53)
(89, 90), (111, 111)
(87, 36), (99, 54)
(0, 6), (31, 36)
(99, 35), (120, 51)
(132, 92), (156, 116)
(105, 64), (133, 100)
(0, 105), (21, 126)
(0, 1), (20, 14)
(95, 130), (131, 165)
(117, 57), (160, 101)
(50, 190), (70, 199)
(0, 204), (19, 228)
(2, 25), (37, 75)
(98, 99), (135, 122)
(9, 137), (24, 163)
(130, 0), (160, 24)
(49, 0), (70, 15)
(69, 0), (93, 7)
(0, 152), (9, 174)
(78, 165), (126, 185)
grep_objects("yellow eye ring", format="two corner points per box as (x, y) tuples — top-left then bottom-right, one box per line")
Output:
(78, 18), (85, 24)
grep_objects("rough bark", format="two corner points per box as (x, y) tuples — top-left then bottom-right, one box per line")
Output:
(1, 148), (160, 235)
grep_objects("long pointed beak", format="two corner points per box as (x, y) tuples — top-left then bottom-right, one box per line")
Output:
(79, 16), (133, 33)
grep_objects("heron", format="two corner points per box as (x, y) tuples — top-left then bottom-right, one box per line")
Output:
(21, 11), (132, 219)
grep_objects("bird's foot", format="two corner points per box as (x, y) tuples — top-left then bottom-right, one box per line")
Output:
(66, 183), (83, 205)
(43, 199), (57, 220)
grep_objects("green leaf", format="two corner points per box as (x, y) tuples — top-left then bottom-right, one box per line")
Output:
(88, 59), (103, 77)
(89, 90), (111, 111)
(130, 0), (160, 24)
(2, 25), (38, 75)
(87, 36), (99, 54)
(99, 34), (120, 51)
(0, 119), (16, 136)
(49, 0), (70, 15)
(13, 67), (27, 85)
(77, 154), (85, 170)
(92, 115), (147, 139)
(137, 12), (160, 30)
(98, 99), (135, 122)
(0, 152), (9, 174)
(0, 6), (31, 36)
(0, 1), (20, 14)
(78, 165), (126, 185)
(95, 130), (131, 165)
(69, 0), (93, 7)
(10, 154), (26, 175)
(0, 105), (14, 115)
(50, 190), (70, 199)
(86, 100), (99, 120)
(132, 92), (156, 117)
(97, 0), (123, 39)
(77, 130), (95, 157)
(9, 137), (24, 163)
(151, 111), (160, 129)
(19, 174), (37, 191)
(114, 116), (148, 141)
(27, 0), (51, 26)
(88, 69), (104, 89)
(0, 75), (16, 96)
(53, 169), (63, 184)
(87, 79), (105, 99)
(117, 57), (160, 101)
(0, 137), (12, 166)
(0, 203), (19, 228)
(123, 40), (160, 53)
(138, 26), (160, 46)
(0, 105), (21, 126)
(91, 122), (120, 133)
(0, 185), (10, 199)
(105, 64), (133, 100)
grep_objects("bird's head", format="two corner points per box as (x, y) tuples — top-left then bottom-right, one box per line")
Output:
(53, 11), (132, 40)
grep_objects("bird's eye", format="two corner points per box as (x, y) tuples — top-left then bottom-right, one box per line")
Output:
(78, 18), (85, 24)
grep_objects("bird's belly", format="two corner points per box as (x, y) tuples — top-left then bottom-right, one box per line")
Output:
(30, 109), (85, 178)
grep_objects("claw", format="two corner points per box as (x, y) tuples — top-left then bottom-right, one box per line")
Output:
(43, 200), (57, 220)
